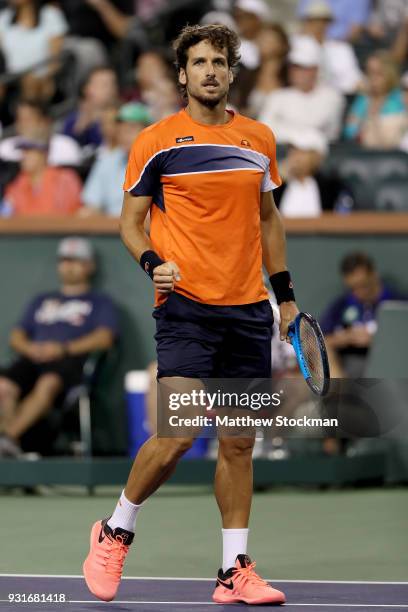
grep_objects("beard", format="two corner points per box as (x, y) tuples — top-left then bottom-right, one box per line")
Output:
(187, 84), (228, 109)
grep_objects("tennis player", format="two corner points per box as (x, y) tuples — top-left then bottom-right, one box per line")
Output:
(83, 24), (298, 605)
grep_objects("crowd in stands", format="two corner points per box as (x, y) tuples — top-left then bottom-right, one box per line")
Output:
(0, 0), (408, 217)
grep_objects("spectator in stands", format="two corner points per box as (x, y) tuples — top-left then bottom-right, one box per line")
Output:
(125, 51), (181, 121)
(367, 0), (408, 47)
(234, 0), (272, 70)
(0, 0), (68, 100)
(344, 51), (407, 149)
(81, 102), (152, 217)
(228, 0), (273, 109)
(321, 252), (405, 377)
(57, 0), (128, 85)
(0, 237), (118, 456)
(274, 128), (351, 217)
(60, 0), (133, 48)
(246, 23), (290, 117)
(298, 0), (371, 42)
(0, 98), (82, 166)
(259, 35), (344, 143)
(98, 103), (120, 155)
(1, 136), (82, 216)
(296, 0), (363, 94)
(62, 66), (119, 150)
(392, 11), (408, 68)
(274, 129), (352, 217)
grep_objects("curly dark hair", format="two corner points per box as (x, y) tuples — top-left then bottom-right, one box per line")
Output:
(173, 24), (241, 73)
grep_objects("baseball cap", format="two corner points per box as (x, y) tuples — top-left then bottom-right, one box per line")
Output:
(116, 103), (152, 125)
(286, 128), (328, 156)
(301, 0), (334, 20)
(57, 237), (94, 261)
(235, 0), (272, 21)
(16, 137), (49, 152)
(289, 35), (322, 67)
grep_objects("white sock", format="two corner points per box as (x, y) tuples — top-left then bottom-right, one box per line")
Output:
(107, 490), (143, 533)
(222, 528), (249, 572)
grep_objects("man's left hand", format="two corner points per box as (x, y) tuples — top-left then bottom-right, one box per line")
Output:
(36, 342), (66, 362)
(279, 301), (299, 343)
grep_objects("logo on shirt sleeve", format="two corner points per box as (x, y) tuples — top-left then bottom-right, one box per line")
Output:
(176, 136), (194, 143)
(241, 139), (252, 147)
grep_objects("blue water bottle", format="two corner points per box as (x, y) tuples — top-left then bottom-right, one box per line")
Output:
(125, 370), (151, 457)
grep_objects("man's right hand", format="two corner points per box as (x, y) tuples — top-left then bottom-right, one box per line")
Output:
(153, 261), (181, 294)
(23, 342), (65, 363)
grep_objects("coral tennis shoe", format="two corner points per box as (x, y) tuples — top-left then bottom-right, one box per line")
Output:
(212, 554), (286, 605)
(83, 518), (133, 601)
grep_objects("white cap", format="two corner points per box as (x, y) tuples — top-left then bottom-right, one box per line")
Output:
(289, 35), (322, 67)
(301, 0), (334, 20)
(286, 128), (328, 156)
(235, 0), (272, 21)
(200, 11), (238, 30)
(57, 236), (94, 261)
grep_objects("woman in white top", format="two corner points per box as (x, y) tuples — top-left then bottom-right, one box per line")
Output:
(0, 0), (68, 100)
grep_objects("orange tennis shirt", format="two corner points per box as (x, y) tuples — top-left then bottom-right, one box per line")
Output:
(123, 109), (282, 306)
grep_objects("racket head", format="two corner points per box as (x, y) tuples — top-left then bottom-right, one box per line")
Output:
(289, 312), (330, 397)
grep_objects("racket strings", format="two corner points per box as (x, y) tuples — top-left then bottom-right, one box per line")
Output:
(299, 318), (325, 390)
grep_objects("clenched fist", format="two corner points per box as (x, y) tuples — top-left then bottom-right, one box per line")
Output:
(153, 261), (181, 294)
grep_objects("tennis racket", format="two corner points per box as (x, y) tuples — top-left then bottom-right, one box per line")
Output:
(288, 312), (330, 397)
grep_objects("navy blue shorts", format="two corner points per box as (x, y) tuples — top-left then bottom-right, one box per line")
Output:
(153, 292), (273, 379)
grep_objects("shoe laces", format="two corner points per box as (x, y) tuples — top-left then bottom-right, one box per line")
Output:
(101, 535), (129, 577)
(234, 562), (269, 588)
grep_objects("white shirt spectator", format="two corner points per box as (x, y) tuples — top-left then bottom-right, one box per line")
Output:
(0, 134), (82, 167)
(279, 177), (322, 217)
(0, 5), (68, 75)
(320, 39), (363, 94)
(259, 84), (344, 142)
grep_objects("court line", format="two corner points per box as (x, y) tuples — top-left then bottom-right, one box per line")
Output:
(3, 602), (403, 609)
(286, 606), (408, 609)
(0, 574), (407, 585)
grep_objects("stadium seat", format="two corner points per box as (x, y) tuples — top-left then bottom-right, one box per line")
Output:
(373, 178), (408, 212)
(322, 149), (408, 210)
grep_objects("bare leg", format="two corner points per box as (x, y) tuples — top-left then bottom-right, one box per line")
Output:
(124, 376), (203, 504)
(124, 435), (194, 503)
(146, 361), (158, 435)
(5, 373), (62, 441)
(0, 377), (20, 432)
(215, 437), (255, 528)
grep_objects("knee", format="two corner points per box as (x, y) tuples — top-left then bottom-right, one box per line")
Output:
(33, 373), (63, 400)
(0, 377), (20, 403)
(157, 437), (194, 466)
(218, 437), (255, 461)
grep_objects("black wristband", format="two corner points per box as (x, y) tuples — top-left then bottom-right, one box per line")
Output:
(269, 271), (295, 304)
(140, 250), (164, 280)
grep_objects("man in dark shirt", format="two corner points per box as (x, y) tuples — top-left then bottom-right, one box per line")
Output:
(0, 237), (118, 456)
(321, 251), (405, 377)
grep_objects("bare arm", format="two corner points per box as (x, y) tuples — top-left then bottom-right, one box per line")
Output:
(120, 192), (181, 293)
(47, 35), (64, 76)
(120, 192), (153, 261)
(85, 0), (132, 39)
(9, 328), (36, 359)
(260, 190), (287, 276)
(260, 190), (299, 340)
(66, 328), (115, 355)
(392, 20), (408, 65)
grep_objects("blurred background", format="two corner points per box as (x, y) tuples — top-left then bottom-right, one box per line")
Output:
(0, 0), (407, 491)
